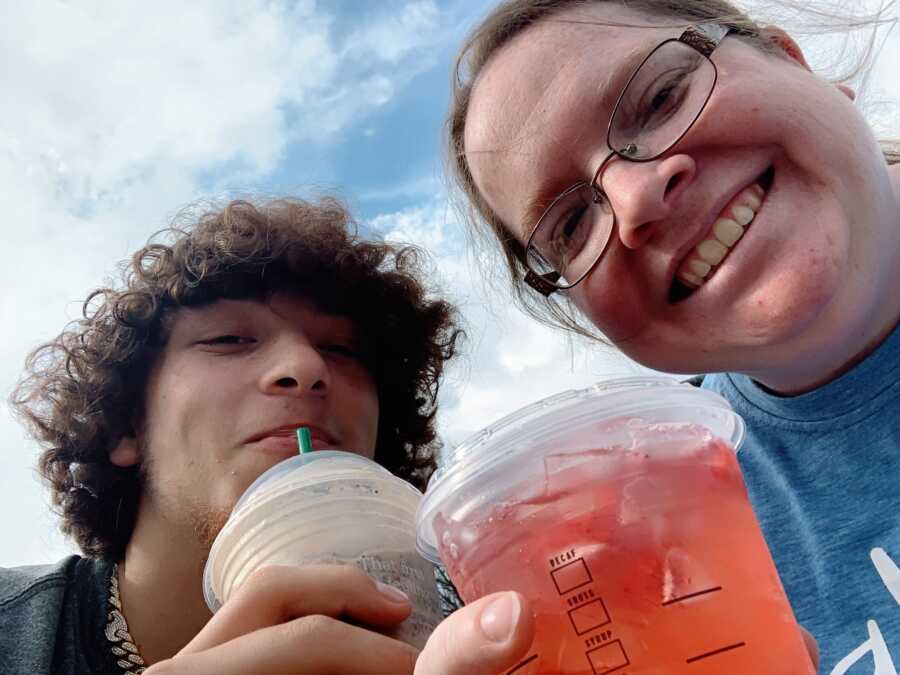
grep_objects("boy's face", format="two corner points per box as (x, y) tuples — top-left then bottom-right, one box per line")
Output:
(111, 293), (379, 548)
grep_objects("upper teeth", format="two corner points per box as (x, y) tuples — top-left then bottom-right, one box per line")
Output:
(676, 183), (765, 288)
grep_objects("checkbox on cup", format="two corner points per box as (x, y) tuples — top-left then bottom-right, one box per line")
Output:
(587, 639), (630, 675)
(569, 598), (611, 635)
(551, 558), (592, 594)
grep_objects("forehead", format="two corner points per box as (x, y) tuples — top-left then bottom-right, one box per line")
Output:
(464, 5), (680, 236)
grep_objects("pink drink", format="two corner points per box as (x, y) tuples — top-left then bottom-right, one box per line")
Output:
(435, 425), (812, 674)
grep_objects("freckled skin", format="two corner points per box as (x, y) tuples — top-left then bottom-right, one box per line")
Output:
(465, 4), (900, 393)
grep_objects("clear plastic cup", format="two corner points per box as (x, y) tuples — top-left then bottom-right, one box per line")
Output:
(204, 450), (442, 648)
(417, 377), (814, 674)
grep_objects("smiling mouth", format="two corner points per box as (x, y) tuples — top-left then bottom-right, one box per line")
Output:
(669, 166), (775, 303)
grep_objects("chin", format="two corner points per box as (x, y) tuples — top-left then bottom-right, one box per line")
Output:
(621, 297), (840, 378)
(744, 266), (843, 331)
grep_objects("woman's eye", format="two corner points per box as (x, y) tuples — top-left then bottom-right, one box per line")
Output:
(551, 207), (589, 258)
(639, 70), (690, 128)
(650, 85), (676, 112)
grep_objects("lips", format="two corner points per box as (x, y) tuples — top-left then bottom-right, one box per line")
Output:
(669, 166), (775, 303)
(246, 424), (339, 453)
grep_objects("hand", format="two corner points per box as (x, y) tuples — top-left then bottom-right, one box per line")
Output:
(143, 564), (419, 675)
(414, 592), (534, 675)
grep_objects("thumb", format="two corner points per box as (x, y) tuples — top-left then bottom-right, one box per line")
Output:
(414, 592), (534, 675)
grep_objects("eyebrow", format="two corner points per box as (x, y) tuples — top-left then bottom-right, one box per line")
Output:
(516, 39), (656, 236)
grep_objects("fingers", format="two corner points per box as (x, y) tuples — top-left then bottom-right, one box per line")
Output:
(414, 592), (534, 675)
(800, 625), (820, 671)
(147, 616), (419, 675)
(182, 564), (412, 655)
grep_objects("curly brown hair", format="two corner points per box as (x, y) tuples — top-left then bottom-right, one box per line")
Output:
(10, 197), (462, 560)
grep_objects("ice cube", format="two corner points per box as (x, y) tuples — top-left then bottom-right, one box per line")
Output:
(619, 475), (673, 526)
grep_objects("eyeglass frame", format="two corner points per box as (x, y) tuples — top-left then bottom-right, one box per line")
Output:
(522, 22), (734, 297)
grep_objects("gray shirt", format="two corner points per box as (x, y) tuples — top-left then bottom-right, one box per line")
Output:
(0, 555), (122, 674)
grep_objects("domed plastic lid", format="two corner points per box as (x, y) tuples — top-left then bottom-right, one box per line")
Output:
(231, 450), (423, 516)
(204, 450), (424, 611)
(416, 376), (744, 563)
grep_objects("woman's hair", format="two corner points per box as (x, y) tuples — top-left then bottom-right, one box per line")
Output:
(448, 0), (900, 338)
(10, 197), (462, 559)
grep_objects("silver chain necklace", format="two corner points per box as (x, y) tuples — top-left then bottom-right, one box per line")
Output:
(105, 564), (147, 674)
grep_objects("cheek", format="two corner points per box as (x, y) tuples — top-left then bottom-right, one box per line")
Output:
(142, 370), (223, 465)
(740, 241), (846, 340)
(363, 386), (380, 447)
(344, 372), (380, 454)
(569, 266), (653, 343)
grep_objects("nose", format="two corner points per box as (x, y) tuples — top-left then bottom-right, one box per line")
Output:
(259, 339), (330, 397)
(600, 153), (696, 249)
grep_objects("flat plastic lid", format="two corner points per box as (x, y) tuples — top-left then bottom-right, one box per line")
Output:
(416, 376), (744, 562)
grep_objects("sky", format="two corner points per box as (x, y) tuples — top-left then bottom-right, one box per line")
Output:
(1, 0), (898, 566)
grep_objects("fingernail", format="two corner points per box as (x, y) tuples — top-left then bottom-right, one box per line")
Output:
(479, 593), (520, 643)
(375, 581), (410, 604)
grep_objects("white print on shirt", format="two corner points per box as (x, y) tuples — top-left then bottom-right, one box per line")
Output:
(873, 549), (900, 606)
(830, 548), (899, 675)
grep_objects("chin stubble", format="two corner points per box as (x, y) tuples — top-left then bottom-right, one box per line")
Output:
(191, 506), (232, 552)
(137, 432), (232, 554)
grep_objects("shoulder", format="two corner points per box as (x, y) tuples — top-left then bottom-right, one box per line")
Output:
(698, 371), (731, 396)
(0, 556), (84, 674)
(0, 556), (80, 609)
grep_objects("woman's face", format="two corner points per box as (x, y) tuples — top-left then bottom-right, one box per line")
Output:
(464, 4), (899, 386)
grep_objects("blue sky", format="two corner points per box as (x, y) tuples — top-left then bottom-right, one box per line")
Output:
(1, 0), (898, 565)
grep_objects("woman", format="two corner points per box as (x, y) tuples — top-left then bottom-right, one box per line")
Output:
(447, 0), (900, 672)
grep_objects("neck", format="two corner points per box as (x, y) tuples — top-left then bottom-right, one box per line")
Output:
(116, 507), (214, 665)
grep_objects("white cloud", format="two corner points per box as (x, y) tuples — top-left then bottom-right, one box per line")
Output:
(359, 174), (443, 202)
(375, 201), (449, 249)
(2, 2), (331, 201)
(344, 0), (440, 64)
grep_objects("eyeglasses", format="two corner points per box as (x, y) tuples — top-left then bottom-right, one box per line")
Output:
(523, 23), (732, 297)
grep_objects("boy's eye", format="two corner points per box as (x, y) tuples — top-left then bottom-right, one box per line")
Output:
(199, 335), (255, 345)
(324, 343), (362, 359)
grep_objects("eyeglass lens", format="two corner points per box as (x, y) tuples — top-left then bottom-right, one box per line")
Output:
(528, 39), (717, 287)
(609, 40), (717, 159)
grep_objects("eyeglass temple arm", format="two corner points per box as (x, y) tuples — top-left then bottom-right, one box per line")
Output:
(524, 269), (561, 297)
(681, 23), (731, 55)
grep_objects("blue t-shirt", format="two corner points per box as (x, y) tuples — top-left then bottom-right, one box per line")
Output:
(705, 327), (900, 674)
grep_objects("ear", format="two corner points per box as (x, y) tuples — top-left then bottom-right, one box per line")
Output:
(760, 26), (811, 70)
(109, 435), (141, 468)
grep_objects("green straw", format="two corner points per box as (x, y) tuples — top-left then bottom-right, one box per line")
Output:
(296, 427), (313, 454)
